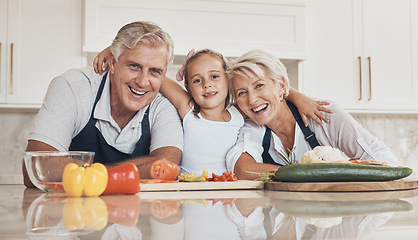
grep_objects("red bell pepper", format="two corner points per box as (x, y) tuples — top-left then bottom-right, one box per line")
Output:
(102, 163), (141, 195)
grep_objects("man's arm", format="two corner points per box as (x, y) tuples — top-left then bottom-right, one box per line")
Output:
(109, 146), (182, 179)
(23, 140), (59, 187)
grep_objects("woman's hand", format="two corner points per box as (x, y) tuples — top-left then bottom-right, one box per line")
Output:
(93, 46), (111, 74)
(287, 88), (333, 127)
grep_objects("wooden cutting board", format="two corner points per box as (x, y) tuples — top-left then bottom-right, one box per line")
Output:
(138, 190), (266, 199)
(264, 179), (418, 192)
(140, 180), (263, 192)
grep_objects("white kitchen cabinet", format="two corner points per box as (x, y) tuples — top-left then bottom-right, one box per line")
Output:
(83, 0), (307, 59)
(302, 0), (418, 112)
(0, 0), (83, 108)
(0, 0), (7, 104)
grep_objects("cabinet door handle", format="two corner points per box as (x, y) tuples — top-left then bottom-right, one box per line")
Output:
(358, 56), (362, 101)
(367, 56), (371, 101)
(10, 43), (13, 94)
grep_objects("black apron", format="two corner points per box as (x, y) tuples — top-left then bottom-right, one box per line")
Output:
(69, 73), (151, 164)
(262, 101), (320, 165)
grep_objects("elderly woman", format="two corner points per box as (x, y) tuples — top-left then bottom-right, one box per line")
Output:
(226, 49), (399, 179)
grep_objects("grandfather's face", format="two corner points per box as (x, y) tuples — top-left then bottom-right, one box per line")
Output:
(109, 44), (168, 114)
(233, 73), (285, 126)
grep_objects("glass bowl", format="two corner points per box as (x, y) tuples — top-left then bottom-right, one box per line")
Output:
(24, 151), (95, 192)
(26, 194), (95, 237)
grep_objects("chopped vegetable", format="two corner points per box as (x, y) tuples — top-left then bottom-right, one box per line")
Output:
(184, 175), (206, 182)
(206, 172), (238, 182)
(150, 159), (180, 180)
(38, 182), (64, 191)
(202, 168), (209, 179)
(140, 179), (178, 183)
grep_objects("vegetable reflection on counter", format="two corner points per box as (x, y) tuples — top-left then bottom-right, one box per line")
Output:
(272, 199), (413, 218)
(101, 195), (141, 227)
(63, 197), (108, 231)
(62, 195), (142, 231)
(62, 163), (108, 197)
(151, 200), (180, 219)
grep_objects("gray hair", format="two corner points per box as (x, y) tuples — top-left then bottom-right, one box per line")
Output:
(110, 21), (174, 65)
(226, 49), (290, 102)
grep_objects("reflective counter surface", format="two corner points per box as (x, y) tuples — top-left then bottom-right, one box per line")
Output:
(1, 185), (418, 240)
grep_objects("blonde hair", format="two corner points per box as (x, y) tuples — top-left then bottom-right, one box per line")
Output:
(183, 50), (231, 117)
(226, 49), (290, 103)
(110, 21), (174, 65)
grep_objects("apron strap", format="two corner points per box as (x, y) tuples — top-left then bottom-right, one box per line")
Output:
(286, 101), (321, 149)
(262, 101), (321, 164)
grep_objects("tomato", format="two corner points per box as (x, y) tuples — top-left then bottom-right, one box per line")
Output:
(102, 163), (141, 195)
(208, 172), (238, 182)
(150, 160), (180, 180)
(227, 172), (238, 181)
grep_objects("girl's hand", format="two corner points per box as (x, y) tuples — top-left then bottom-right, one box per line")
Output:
(93, 46), (111, 74)
(287, 88), (333, 127)
(298, 99), (333, 127)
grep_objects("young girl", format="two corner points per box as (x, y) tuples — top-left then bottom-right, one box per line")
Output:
(93, 48), (331, 176)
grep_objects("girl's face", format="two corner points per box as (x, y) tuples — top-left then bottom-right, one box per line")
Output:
(232, 71), (285, 126)
(186, 54), (228, 111)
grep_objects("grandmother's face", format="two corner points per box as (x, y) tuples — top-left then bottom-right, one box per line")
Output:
(233, 73), (285, 126)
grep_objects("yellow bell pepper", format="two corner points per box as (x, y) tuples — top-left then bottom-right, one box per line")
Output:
(202, 168), (209, 179)
(63, 163), (108, 197)
(63, 197), (108, 231)
(178, 173), (195, 181)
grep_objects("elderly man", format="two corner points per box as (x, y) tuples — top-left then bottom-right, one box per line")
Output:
(23, 21), (183, 187)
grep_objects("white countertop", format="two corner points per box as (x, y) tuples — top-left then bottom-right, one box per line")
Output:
(1, 185), (418, 239)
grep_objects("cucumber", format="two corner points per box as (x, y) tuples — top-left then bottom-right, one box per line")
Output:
(274, 163), (412, 182)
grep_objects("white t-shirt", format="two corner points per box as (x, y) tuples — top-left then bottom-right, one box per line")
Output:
(30, 67), (183, 154)
(181, 105), (244, 175)
(226, 102), (399, 172)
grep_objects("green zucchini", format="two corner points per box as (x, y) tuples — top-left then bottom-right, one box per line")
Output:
(274, 163), (412, 182)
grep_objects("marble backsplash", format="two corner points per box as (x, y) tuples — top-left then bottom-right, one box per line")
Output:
(0, 110), (417, 184)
